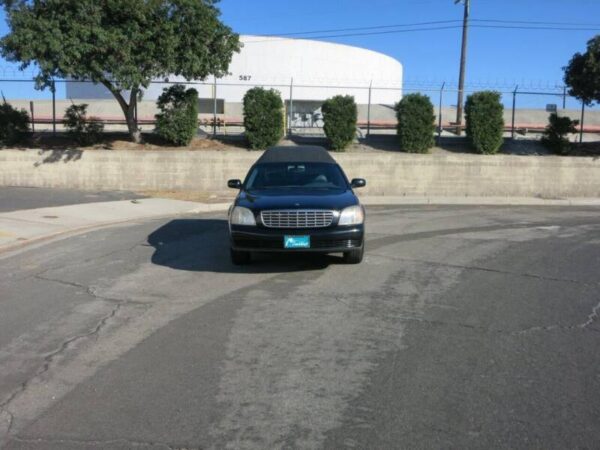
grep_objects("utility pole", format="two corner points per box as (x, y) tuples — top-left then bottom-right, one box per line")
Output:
(455, 0), (470, 135)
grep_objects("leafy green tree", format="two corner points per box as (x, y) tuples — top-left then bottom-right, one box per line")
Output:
(321, 95), (357, 151)
(155, 85), (199, 146)
(243, 87), (284, 149)
(0, 0), (240, 143)
(395, 93), (435, 153)
(465, 91), (504, 154)
(564, 36), (600, 106)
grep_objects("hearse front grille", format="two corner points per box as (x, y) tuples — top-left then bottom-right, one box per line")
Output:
(261, 210), (335, 229)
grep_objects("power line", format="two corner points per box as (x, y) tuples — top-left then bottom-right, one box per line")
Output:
(473, 24), (600, 31)
(243, 26), (464, 43)
(243, 18), (600, 44)
(473, 19), (600, 27)
(252, 20), (462, 37)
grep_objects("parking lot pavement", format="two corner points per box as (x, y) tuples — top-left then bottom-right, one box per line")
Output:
(1, 205), (599, 449)
(0, 187), (146, 213)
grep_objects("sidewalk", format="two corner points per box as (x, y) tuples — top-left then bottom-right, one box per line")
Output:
(0, 198), (230, 253)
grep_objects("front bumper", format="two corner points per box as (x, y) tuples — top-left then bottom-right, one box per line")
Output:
(230, 224), (364, 253)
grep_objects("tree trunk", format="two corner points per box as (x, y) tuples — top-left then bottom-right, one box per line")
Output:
(101, 80), (142, 143)
(127, 87), (141, 144)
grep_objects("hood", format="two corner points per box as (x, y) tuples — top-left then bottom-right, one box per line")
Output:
(235, 188), (359, 211)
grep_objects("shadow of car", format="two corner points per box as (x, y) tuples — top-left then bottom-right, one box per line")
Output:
(147, 218), (340, 274)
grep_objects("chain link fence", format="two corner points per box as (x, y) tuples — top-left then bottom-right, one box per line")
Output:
(0, 77), (597, 142)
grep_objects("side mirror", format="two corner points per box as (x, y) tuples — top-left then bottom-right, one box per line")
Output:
(351, 178), (366, 189)
(228, 179), (242, 189)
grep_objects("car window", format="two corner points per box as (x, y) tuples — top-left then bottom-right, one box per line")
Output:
(245, 163), (348, 190)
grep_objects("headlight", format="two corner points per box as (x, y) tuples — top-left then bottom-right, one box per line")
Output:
(338, 205), (364, 226)
(230, 206), (256, 226)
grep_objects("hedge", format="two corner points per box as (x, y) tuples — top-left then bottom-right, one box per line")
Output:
(541, 113), (578, 155)
(155, 85), (199, 146)
(395, 93), (435, 153)
(322, 95), (357, 151)
(465, 91), (504, 154)
(243, 87), (284, 149)
(63, 103), (104, 145)
(0, 101), (29, 146)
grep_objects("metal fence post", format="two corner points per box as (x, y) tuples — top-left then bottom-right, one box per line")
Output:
(213, 76), (217, 137)
(438, 82), (445, 144)
(51, 79), (56, 135)
(288, 78), (294, 137)
(367, 80), (372, 138)
(29, 101), (35, 133)
(511, 85), (518, 140)
(580, 101), (585, 144)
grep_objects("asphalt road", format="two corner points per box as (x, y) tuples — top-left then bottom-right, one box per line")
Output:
(0, 187), (144, 213)
(1, 205), (599, 449)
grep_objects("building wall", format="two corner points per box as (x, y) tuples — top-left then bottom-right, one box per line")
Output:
(66, 35), (403, 106)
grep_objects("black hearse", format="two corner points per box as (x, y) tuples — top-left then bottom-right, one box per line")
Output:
(227, 146), (366, 265)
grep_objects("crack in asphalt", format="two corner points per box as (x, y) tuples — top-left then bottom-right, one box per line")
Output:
(579, 299), (600, 329)
(3, 238), (147, 284)
(33, 274), (150, 306)
(0, 302), (122, 429)
(9, 435), (190, 449)
(369, 252), (598, 287)
(367, 254), (600, 336)
(0, 270), (147, 444)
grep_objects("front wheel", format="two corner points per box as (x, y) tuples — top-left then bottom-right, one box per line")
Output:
(230, 248), (251, 265)
(343, 244), (364, 264)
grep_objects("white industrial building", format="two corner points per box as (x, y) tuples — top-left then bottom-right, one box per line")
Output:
(66, 35), (403, 122)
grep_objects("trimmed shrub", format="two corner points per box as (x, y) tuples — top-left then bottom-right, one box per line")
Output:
(63, 103), (104, 146)
(155, 85), (199, 146)
(395, 93), (435, 153)
(541, 113), (578, 155)
(0, 101), (29, 146)
(243, 87), (284, 149)
(322, 95), (357, 151)
(465, 91), (504, 154)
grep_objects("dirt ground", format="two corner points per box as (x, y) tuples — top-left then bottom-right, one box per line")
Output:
(4, 130), (600, 157)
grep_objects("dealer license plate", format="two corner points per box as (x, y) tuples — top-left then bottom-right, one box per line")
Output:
(284, 235), (310, 249)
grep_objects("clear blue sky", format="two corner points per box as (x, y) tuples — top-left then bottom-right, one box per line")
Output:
(219, 0), (599, 101)
(0, 0), (599, 106)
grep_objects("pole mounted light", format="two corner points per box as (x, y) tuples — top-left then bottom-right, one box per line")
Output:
(455, 0), (470, 135)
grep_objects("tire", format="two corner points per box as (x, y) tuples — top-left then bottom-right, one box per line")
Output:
(230, 248), (251, 265)
(343, 244), (364, 264)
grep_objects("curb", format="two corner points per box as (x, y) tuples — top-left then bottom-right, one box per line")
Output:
(358, 196), (600, 207)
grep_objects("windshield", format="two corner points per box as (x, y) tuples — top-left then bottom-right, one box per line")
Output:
(245, 162), (348, 190)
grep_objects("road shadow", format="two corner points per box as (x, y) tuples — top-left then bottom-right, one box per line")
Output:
(148, 218), (339, 273)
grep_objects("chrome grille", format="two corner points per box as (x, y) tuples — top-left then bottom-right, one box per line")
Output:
(261, 209), (334, 228)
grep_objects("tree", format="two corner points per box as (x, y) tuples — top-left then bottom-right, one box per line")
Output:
(541, 113), (579, 155)
(0, 0), (240, 143)
(155, 85), (199, 146)
(321, 95), (357, 151)
(395, 93), (435, 153)
(243, 88), (284, 149)
(564, 36), (600, 106)
(465, 91), (504, 154)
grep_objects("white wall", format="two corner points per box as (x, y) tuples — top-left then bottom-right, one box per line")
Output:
(66, 36), (403, 105)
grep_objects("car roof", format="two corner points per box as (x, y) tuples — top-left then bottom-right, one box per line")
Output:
(255, 146), (337, 164)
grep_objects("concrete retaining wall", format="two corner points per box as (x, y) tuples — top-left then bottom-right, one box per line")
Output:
(1, 149), (599, 198)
